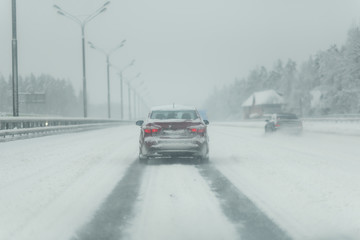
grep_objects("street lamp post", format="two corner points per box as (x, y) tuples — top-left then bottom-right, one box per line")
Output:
(11, 0), (19, 117)
(126, 73), (141, 120)
(132, 80), (144, 119)
(119, 71), (124, 120)
(88, 40), (126, 119)
(110, 60), (135, 120)
(53, 2), (110, 118)
(119, 71), (124, 119)
(128, 82), (131, 120)
(111, 60), (135, 120)
(137, 86), (149, 118)
(136, 85), (148, 118)
(133, 90), (137, 119)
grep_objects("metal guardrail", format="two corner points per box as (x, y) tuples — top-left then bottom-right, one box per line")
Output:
(0, 117), (132, 141)
(302, 117), (360, 123)
(242, 116), (360, 123)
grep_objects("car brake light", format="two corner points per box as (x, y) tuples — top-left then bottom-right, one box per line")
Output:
(144, 127), (160, 134)
(189, 127), (206, 133)
(197, 128), (205, 133)
(275, 124), (280, 127)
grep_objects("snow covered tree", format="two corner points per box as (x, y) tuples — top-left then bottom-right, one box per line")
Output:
(203, 23), (360, 119)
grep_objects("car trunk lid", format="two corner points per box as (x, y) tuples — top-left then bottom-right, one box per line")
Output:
(147, 121), (203, 139)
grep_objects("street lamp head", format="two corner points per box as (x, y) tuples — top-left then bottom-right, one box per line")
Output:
(87, 41), (95, 49)
(99, 8), (107, 14)
(57, 11), (65, 16)
(53, 4), (61, 10)
(117, 39), (127, 49)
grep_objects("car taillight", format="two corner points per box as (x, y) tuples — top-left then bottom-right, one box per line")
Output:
(275, 124), (280, 127)
(189, 127), (206, 134)
(197, 128), (205, 133)
(144, 127), (160, 135)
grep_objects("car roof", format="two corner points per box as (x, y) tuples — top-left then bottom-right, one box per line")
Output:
(150, 105), (197, 111)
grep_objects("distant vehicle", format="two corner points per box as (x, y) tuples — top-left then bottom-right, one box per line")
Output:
(265, 113), (303, 134)
(135, 105), (210, 164)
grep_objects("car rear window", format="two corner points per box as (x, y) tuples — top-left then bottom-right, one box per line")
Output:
(150, 110), (199, 120)
(278, 114), (298, 119)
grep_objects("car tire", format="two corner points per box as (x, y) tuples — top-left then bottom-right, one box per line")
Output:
(200, 155), (210, 164)
(198, 144), (209, 164)
(265, 124), (274, 134)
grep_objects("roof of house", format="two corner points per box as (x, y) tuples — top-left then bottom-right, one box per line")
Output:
(242, 89), (284, 107)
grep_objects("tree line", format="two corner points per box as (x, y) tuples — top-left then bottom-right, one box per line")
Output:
(203, 25), (360, 120)
(0, 74), (82, 117)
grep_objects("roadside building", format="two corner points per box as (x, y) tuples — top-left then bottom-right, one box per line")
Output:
(242, 89), (284, 119)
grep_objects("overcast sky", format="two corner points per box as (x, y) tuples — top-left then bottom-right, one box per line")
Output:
(1, 0), (360, 109)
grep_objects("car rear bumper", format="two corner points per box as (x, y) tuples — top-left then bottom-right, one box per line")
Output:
(141, 137), (208, 158)
(276, 127), (303, 133)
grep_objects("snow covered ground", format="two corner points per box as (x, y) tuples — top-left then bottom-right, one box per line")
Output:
(0, 122), (359, 240)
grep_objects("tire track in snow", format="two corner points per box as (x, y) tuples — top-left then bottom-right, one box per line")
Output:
(71, 158), (291, 240)
(71, 160), (146, 240)
(197, 163), (292, 240)
(123, 161), (239, 240)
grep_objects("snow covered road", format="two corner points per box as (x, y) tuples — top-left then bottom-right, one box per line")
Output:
(124, 164), (238, 240)
(210, 124), (360, 240)
(0, 126), (138, 240)
(1, 123), (359, 240)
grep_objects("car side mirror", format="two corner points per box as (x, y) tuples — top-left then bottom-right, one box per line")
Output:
(136, 120), (144, 126)
(203, 120), (209, 125)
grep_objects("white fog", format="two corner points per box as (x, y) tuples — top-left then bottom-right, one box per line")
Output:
(1, 0), (360, 240)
